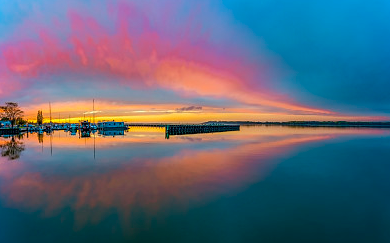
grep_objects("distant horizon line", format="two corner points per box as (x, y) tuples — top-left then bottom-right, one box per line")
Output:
(16, 120), (390, 124)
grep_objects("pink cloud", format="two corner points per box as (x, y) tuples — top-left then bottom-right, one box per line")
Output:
(0, 1), (331, 114)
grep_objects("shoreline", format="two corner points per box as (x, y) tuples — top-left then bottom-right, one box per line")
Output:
(205, 121), (390, 128)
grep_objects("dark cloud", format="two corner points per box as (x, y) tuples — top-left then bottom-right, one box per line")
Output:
(176, 106), (203, 112)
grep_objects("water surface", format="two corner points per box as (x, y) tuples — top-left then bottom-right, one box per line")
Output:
(0, 126), (389, 243)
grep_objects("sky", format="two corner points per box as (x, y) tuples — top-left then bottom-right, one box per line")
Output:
(0, 0), (389, 122)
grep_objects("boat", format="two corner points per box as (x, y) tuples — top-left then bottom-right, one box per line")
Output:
(44, 125), (52, 133)
(80, 121), (91, 132)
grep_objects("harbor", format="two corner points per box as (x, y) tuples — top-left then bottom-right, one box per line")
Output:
(1, 121), (240, 139)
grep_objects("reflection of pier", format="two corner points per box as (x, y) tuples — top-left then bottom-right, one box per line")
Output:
(166, 124), (240, 136)
(128, 124), (240, 139)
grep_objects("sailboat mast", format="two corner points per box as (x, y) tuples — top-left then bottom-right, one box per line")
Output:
(93, 99), (95, 124)
(49, 102), (52, 125)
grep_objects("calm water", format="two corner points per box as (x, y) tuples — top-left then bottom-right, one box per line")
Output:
(0, 126), (390, 243)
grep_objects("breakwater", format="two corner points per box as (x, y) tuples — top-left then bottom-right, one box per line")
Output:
(165, 124), (240, 136)
(128, 123), (240, 138)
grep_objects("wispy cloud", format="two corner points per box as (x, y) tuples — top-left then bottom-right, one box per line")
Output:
(83, 111), (102, 115)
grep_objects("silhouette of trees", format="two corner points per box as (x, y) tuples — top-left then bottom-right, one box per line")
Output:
(0, 102), (24, 128)
(0, 137), (25, 160)
(16, 117), (27, 126)
(37, 110), (44, 125)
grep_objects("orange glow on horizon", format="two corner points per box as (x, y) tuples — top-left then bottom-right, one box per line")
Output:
(20, 101), (388, 123)
(25, 112), (389, 124)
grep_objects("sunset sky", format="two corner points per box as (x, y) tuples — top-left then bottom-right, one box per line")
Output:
(1, 0), (389, 122)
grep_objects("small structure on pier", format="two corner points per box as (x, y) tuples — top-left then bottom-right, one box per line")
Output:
(97, 121), (126, 130)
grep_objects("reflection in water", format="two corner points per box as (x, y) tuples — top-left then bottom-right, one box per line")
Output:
(2, 136), (328, 221)
(0, 127), (353, 224)
(37, 133), (43, 143)
(80, 131), (91, 138)
(0, 137), (25, 160)
(98, 130), (125, 137)
(70, 130), (77, 136)
(0, 126), (389, 242)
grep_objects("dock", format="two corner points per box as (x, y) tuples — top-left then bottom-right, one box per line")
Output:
(128, 123), (165, 128)
(127, 123), (240, 138)
(165, 124), (240, 136)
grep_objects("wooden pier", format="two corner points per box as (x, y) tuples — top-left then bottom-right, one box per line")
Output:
(127, 123), (240, 138)
(165, 124), (240, 136)
(128, 123), (165, 128)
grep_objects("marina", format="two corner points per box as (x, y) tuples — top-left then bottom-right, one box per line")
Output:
(1, 121), (241, 138)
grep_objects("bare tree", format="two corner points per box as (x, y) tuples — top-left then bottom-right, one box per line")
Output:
(0, 102), (24, 128)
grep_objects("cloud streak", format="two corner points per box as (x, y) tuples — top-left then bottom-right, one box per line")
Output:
(176, 106), (202, 112)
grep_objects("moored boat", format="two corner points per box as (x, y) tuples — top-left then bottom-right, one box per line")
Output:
(80, 121), (91, 132)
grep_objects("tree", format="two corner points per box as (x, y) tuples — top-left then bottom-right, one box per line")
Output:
(37, 110), (43, 125)
(0, 102), (24, 128)
(16, 117), (27, 126)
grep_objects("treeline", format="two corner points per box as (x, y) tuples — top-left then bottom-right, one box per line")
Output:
(205, 121), (390, 127)
(1, 117), (28, 125)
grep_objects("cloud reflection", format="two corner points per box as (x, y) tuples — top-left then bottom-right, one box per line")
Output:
(0, 131), (329, 229)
